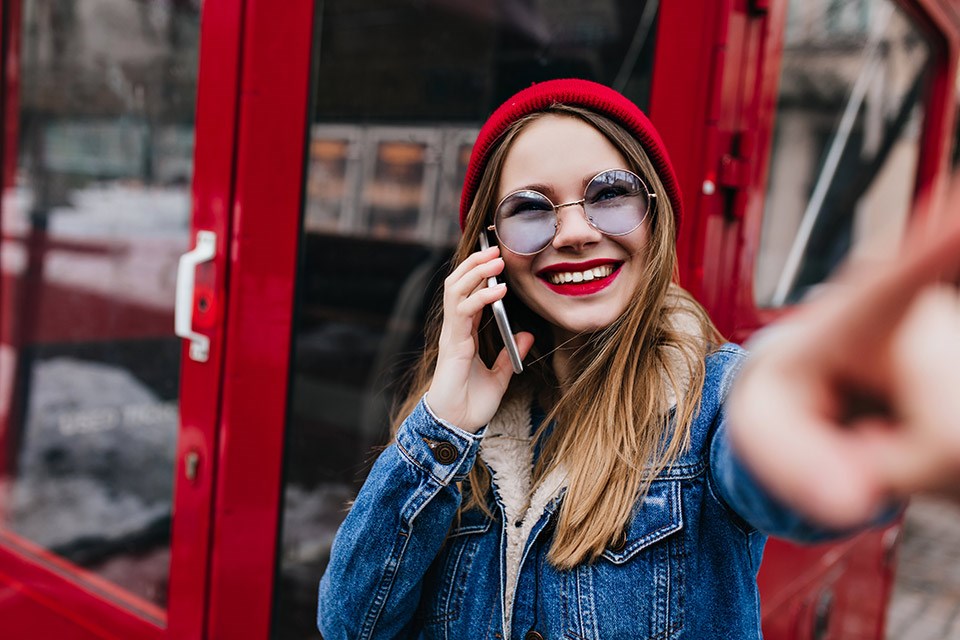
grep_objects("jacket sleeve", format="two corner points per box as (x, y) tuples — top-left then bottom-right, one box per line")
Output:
(317, 397), (484, 639)
(706, 347), (901, 542)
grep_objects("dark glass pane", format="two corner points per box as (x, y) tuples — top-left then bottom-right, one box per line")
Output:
(274, 0), (661, 637)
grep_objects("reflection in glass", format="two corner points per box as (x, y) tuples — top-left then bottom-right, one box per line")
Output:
(274, 0), (662, 636)
(756, 0), (930, 307)
(304, 126), (362, 233)
(362, 136), (437, 241)
(0, 0), (200, 613)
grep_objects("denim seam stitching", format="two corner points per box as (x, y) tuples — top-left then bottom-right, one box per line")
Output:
(396, 438), (451, 486)
(358, 528), (412, 639)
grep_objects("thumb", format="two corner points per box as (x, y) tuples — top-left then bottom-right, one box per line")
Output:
(491, 332), (535, 388)
(515, 331), (535, 360)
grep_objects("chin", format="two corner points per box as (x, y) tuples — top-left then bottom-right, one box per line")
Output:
(550, 316), (619, 337)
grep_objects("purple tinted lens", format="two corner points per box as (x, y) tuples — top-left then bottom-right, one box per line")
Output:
(494, 191), (557, 254)
(583, 170), (649, 235)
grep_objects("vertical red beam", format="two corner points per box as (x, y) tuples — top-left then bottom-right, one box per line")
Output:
(0, 0), (22, 482)
(648, 0), (734, 325)
(167, 0), (246, 637)
(908, 0), (960, 224)
(1, 0), (17, 190)
(204, 0), (315, 637)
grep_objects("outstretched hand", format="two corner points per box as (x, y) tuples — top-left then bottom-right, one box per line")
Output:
(728, 183), (960, 530)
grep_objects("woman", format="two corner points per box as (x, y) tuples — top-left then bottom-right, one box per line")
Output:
(317, 79), (960, 639)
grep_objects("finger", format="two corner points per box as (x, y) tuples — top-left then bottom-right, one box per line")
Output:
(490, 332), (535, 388)
(777, 215), (960, 389)
(870, 285), (960, 493)
(447, 257), (505, 302)
(728, 366), (886, 528)
(805, 203), (960, 347)
(457, 282), (507, 318)
(445, 245), (500, 289)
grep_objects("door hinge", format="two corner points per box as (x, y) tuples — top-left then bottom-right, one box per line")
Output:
(718, 129), (756, 189)
(717, 130), (757, 221)
(719, 154), (750, 190)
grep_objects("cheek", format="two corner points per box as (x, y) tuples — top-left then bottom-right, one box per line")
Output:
(501, 255), (532, 285)
(626, 222), (652, 256)
(501, 257), (540, 304)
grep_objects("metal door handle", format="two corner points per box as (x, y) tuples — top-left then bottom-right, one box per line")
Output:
(175, 231), (217, 362)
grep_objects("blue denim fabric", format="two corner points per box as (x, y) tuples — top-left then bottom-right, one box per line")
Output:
(317, 344), (870, 639)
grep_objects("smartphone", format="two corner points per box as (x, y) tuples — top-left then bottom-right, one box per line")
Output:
(479, 233), (523, 374)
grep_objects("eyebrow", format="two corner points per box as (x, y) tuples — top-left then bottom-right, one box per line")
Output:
(509, 174), (596, 199)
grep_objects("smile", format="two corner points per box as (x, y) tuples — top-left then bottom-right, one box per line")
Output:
(537, 260), (623, 297)
(545, 264), (615, 285)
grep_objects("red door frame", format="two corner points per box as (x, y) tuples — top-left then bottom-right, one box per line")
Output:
(0, 1), (247, 638)
(201, 0), (316, 637)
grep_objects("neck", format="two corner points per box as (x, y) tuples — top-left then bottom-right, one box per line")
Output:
(550, 327), (587, 391)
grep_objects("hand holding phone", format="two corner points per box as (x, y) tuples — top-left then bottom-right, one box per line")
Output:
(478, 233), (523, 374)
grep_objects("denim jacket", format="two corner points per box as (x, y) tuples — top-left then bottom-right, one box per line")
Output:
(317, 344), (854, 639)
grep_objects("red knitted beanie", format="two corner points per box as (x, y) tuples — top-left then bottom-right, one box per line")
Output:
(459, 78), (682, 235)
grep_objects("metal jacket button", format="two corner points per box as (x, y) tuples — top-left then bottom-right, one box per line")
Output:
(431, 441), (458, 464)
(525, 632), (545, 640)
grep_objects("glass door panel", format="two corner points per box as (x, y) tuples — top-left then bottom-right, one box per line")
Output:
(755, 0), (931, 307)
(274, 0), (662, 636)
(0, 0), (200, 615)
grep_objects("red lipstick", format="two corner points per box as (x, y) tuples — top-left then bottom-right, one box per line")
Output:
(537, 260), (622, 297)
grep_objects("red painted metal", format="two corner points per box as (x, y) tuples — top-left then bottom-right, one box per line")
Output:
(649, 0), (727, 307)
(202, 0), (316, 637)
(731, 0), (960, 338)
(0, 531), (164, 639)
(758, 535), (896, 639)
(679, 0), (960, 638)
(164, 0), (247, 638)
(905, 0), (960, 226)
(0, 0), (23, 483)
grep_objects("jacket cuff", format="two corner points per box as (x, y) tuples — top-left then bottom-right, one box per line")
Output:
(395, 397), (485, 486)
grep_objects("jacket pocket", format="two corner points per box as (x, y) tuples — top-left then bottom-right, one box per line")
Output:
(578, 479), (685, 640)
(600, 479), (683, 564)
(420, 509), (493, 627)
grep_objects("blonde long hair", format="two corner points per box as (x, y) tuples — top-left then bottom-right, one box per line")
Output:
(391, 104), (722, 568)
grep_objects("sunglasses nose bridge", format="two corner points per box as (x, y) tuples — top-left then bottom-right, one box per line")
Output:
(553, 197), (586, 213)
(554, 197), (601, 232)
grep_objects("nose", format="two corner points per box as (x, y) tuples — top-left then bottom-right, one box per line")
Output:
(551, 202), (602, 251)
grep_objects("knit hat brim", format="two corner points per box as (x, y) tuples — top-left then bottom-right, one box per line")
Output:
(459, 78), (682, 236)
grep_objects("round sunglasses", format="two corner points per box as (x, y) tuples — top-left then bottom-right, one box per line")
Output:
(488, 168), (655, 255)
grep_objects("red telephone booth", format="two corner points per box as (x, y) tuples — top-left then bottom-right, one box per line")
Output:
(0, 0), (957, 638)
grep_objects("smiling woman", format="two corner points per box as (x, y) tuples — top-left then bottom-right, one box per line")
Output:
(315, 79), (866, 640)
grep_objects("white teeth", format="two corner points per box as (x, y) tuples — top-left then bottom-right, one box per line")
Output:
(547, 265), (616, 285)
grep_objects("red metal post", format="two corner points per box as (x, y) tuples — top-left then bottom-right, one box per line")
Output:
(203, 0), (316, 637)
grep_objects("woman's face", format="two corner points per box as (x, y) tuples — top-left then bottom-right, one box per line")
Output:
(495, 114), (651, 343)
